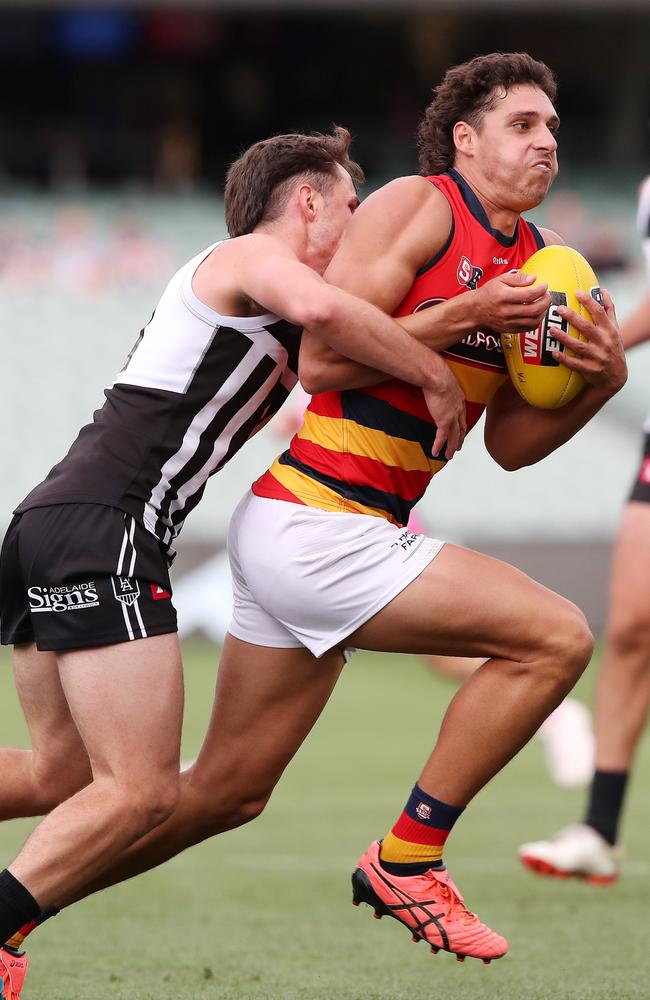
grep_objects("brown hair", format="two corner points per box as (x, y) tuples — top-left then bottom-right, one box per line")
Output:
(225, 126), (364, 237)
(417, 52), (557, 175)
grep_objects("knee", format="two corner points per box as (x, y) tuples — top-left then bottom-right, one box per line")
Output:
(185, 771), (273, 841)
(202, 791), (271, 838)
(127, 773), (181, 835)
(33, 756), (92, 813)
(224, 790), (271, 828)
(606, 613), (650, 663)
(542, 602), (594, 687)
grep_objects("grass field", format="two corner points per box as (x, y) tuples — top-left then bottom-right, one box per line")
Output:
(1, 641), (649, 999)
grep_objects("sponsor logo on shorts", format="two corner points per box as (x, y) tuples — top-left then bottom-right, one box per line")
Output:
(390, 529), (422, 554)
(28, 582), (100, 613)
(111, 576), (140, 607)
(150, 583), (171, 601)
(416, 802), (432, 821)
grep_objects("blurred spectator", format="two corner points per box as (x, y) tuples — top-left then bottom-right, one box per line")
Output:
(49, 205), (108, 294)
(0, 203), (175, 294)
(154, 119), (202, 192)
(107, 213), (173, 287)
(0, 217), (46, 288)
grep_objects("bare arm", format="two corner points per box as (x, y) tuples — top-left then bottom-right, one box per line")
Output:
(619, 294), (650, 350)
(485, 289), (627, 470)
(233, 231), (465, 457)
(615, 174), (650, 350)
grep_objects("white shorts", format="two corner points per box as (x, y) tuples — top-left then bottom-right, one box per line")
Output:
(227, 492), (444, 658)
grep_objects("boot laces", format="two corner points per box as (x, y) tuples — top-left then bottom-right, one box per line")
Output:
(427, 873), (478, 925)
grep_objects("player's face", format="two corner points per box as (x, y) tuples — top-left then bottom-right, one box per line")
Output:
(311, 165), (360, 273)
(472, 84), (559, 212)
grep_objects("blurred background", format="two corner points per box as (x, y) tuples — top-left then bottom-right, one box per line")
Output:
(2, 0), (650, 631)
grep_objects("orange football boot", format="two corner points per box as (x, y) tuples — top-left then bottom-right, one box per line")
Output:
(351, 841), (508, 963)
(0, 947), (29, 1000)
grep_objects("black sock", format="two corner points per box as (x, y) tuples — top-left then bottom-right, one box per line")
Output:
(0, 871), (40, 946)
(585, 769), (629, 846)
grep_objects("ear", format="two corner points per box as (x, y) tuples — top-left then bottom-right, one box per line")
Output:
(297, 183), (319, 222)
(453, 120), (476, 160)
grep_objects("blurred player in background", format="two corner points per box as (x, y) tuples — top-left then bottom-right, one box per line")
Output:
(0, 127), (473, 999)
(519, 174), (650, 884)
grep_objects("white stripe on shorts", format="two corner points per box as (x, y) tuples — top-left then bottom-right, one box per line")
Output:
(115, 516), (148, 641)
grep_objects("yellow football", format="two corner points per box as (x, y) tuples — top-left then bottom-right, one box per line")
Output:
(500, 245), (601, 409)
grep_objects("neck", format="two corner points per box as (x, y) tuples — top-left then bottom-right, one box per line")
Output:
(256, 218), (324, 272)
(452, 166), (520, 237)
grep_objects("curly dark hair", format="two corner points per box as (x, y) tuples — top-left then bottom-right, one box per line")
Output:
(225, 126), (364, 237)
(417, 52), (557, 175)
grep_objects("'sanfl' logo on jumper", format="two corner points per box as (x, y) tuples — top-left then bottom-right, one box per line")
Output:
(523, 291), (568, 366)
(457, 256), (483, 290)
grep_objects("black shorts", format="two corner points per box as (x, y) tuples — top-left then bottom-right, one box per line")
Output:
(0, 504), (177, 651)
(628, 430), (650, 504)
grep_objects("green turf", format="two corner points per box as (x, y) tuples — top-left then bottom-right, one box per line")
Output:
(1, 642), (649, 999)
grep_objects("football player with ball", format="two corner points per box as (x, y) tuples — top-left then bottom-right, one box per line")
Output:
(208, 51), (626, 962)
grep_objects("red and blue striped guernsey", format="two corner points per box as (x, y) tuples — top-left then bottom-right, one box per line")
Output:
(252, 169), (545, 523)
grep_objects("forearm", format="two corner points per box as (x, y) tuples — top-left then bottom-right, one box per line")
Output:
(620, 295), (650, 349)
(299, 293), (481, 393)
(304, 291), (446, 393)
(300, 279), (552, 393)
(397, 293), (481, 350)
(486, 385), (614, 471)
(299, 356), (384, 392)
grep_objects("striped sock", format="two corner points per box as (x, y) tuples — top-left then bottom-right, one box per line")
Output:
(379, 784), (464, 875)
(4, 907), (59, 951)
(0, 871), (40, 946)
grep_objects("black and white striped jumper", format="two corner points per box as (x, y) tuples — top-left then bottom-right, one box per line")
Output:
(16, 242), (302, 560)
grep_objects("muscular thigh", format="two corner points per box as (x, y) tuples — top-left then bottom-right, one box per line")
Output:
(13, 643), (88, 770)
(349, 543), (582, 660)
(57, 632), (184, 780)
